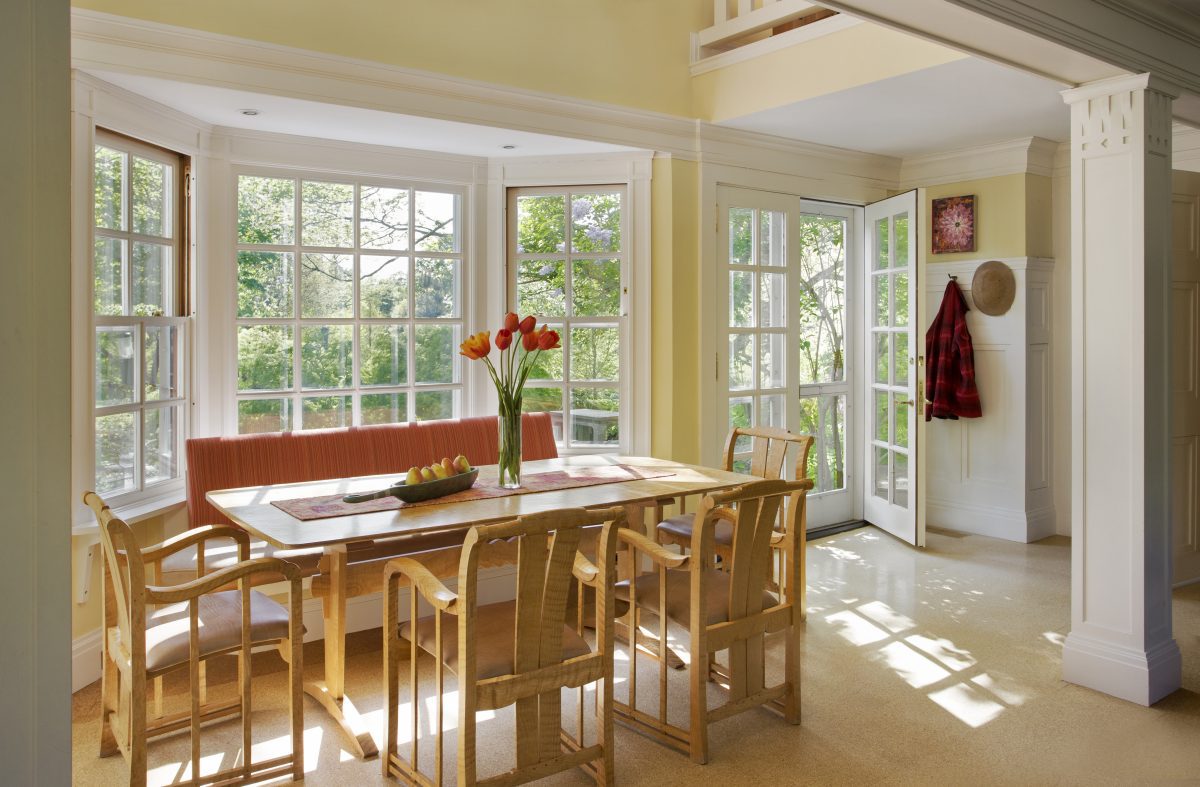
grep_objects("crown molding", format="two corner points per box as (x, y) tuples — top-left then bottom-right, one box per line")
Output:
(898, 136), (1060, 187)
(73, 70), (212, 154)
(69, 9), (900, 190)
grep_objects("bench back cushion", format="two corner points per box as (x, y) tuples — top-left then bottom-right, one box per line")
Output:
(185, 413), (559, 528)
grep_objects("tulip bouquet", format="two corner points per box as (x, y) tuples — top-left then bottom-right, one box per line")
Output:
(460, 312), (561, 488)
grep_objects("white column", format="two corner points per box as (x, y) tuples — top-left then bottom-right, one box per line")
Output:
(1061, 74), (1181, 705)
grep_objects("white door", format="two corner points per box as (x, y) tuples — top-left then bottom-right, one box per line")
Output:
(716, 187), (859, 529)
(863, 191), (923, 546)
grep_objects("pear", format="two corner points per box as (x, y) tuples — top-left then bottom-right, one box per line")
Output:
(453, 455), (471, 474)
(420, 466), (436, 482)
(432, 462), (450, 479)
(441, 457), (457, 476)
(405, 467), (422, 486)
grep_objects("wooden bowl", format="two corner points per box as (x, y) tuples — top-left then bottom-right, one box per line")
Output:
(342, 468), (479, 505)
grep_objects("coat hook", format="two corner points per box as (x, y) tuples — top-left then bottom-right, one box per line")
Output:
(948, 274), (958, 281)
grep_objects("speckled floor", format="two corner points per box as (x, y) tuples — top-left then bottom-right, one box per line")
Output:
(71, 528), (1200, 785)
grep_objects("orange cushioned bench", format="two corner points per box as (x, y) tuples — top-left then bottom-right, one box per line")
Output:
(155, 414), (558, 585)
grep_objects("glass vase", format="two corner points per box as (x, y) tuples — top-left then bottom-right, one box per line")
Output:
(498, 402), (522, 489)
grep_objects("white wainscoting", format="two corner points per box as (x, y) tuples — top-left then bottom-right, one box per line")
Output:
(924, 257), (1055, 542)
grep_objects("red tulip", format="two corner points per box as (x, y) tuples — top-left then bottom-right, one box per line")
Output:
(495, 328), (513, 350)
(521, 329), (540, 352)
(503, 312), (519, 332)
(518, 315), (536, 334)
(459, 331), (491, 360)
(537, 329), (561, 351)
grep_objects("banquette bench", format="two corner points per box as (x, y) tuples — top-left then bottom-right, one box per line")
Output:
(155, 413), (558, 587)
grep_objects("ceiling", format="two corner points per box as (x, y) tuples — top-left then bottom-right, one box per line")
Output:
(716, 57), (1071, 158)
(88, 71), (640, 160)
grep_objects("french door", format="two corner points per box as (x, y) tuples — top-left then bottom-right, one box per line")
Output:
(863, 191), (923, 546)
(716, 187), (858, 528)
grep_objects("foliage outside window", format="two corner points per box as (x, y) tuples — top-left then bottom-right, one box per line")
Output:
(235, 173), (464, 432)
(509, 187), (625, 449)
(93, 132), (188, 500)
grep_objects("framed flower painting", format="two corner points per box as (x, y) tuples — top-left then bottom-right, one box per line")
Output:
(931, 195), (975, 254)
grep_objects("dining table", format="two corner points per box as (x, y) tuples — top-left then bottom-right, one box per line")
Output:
(206, 454), (758, 759)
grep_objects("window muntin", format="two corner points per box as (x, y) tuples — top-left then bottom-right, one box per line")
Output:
(235, 173), (464, 433)
(509, 187), (625, 450)
(92, 131), (188, 501)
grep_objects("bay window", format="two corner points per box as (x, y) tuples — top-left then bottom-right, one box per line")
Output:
(508, 187), (626, 449)
(91, 131), (188, 502)
(235, 172), (464, 431)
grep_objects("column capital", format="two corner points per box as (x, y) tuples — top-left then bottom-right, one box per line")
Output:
(1061, 72), (1181, 105)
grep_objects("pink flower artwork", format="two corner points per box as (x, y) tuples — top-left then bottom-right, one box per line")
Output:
(932, 195), (976, 254)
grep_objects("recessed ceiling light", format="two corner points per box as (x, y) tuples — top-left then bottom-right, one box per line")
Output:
(240, 109), (260, 116)
(501, 144), (517, 150)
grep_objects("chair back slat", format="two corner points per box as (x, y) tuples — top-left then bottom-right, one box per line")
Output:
(723, 425), (814, 482)
(84, 492), (147, 659)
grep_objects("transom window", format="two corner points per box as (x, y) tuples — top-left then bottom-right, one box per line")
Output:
(235, 173), (464, 432)
(508, 187), (625, 449)
(92, 130), (188, 501)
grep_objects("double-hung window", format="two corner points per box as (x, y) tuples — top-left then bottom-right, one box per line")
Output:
(508, 187), (626, 450)
(235, 173), (464, 431)
(92, 131), (189, 502)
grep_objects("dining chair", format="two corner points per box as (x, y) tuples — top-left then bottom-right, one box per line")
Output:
(382, 506), (624, 786)
(84, 492), (305, 787)
(614, 477), (812, 764)
(655, 426), (814, 567)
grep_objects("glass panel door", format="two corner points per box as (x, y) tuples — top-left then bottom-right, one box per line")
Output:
(716, 188), (860, 529)
(795, 201), (858, 526)
(863, 191), (922, 545)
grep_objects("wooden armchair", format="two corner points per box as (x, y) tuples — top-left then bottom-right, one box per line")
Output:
(84, 492), (305, 787)
(655, 426), (814, 566)
(615, 478), (812, 763)
(382, 506), (624, 786)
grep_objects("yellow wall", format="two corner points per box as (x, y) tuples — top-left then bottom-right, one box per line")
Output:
(650, 157), (702, 465)
(694, 23), (966, 122)
(922, 173), (1030, 264)
(73, 510), (171, 638)
(72, 0), (707, 118)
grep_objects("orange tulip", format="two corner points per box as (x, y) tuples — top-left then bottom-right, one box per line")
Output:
(521, 328), (540, 352)
(518, 315), (537, 334)
(538, 329), (561, 351)
(459, 331), (491, 360)
(503, 312), (519, 332)
(495, 328), (513, 350)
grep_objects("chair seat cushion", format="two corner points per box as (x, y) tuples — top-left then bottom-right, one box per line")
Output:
(157, 540), (322, 586)
(143, 589), (293, 672)
(614, 568), (778, 627)
(655, 514), (734, 546)
(399, 599), (591, 680)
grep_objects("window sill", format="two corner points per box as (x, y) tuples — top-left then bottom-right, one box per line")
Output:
(72, 490), (187, 537)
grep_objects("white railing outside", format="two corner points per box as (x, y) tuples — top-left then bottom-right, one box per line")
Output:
(701, 0), (825, 52)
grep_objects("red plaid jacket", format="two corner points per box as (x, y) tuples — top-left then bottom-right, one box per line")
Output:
(925, 281), (981, 421)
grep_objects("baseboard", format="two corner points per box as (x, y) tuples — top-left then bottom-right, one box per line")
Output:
(1062, 631), (1182, 705)
(73, 628), (104, 693)
(927, 498), (1055, 543)
(72, 564), (519, 694)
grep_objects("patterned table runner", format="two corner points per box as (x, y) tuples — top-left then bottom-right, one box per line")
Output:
(271, 464), (676, 521)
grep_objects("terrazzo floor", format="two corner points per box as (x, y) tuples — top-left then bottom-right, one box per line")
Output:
(70, 527), (1200, 785)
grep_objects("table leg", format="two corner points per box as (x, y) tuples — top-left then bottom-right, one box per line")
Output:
(306, 545), (379, 759)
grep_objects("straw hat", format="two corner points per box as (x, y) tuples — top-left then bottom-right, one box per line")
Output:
(971, 260), (1015, 316)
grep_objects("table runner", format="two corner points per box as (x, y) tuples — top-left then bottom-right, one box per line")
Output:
(271, 464), (676, 521)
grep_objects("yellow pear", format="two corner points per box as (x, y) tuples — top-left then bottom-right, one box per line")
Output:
(420, 466), (436, 482)
(441, 457), (457, 476)
(453, 455), (471, 474)
(405, 467), (421, 486)
(432, 462), (450, 479)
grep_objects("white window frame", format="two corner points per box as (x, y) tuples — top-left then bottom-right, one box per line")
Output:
(232, 166), (469, 432)
(89, 129), (190, 510)
(487, 154), (652, 457)
(506, 185), (628, 452)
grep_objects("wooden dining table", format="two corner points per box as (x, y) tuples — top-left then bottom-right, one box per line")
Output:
(206, 454), (757, 759)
